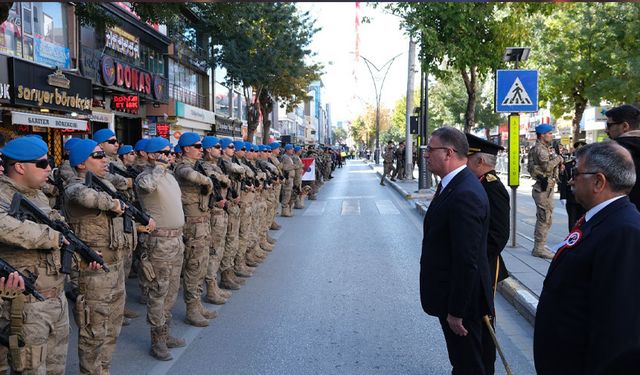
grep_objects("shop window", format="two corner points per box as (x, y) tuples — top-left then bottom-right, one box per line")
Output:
(0, 2), (69, 67)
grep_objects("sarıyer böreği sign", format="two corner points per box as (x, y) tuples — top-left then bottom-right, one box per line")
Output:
(10, 57), (92, 114)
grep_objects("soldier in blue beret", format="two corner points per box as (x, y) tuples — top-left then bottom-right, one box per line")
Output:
(527, 124), (564, 259)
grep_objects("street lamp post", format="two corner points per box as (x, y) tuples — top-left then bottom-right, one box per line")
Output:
(359, 53), (402, 164)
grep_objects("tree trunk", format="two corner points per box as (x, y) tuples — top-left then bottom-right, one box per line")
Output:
(0, 2), (13, 25)
(259, 91), (273, 144)
(572, 96), (587, 143)
(460, 67), (477, 133)
(246, 101), (259, 142)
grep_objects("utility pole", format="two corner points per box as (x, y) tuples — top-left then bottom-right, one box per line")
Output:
(405, 38), (416, 179)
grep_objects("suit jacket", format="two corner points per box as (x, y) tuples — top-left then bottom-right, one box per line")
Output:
(481, 171), (510, 285)
(420, 167), (493, 319)
(534, 196), (640, 375)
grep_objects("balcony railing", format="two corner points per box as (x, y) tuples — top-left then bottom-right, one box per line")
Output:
(169, 83), (208, 110)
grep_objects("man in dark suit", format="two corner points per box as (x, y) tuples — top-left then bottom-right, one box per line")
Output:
(465, 133), (510, 375)
(421, 127), (494, 375)
(534, 141), (640, 375)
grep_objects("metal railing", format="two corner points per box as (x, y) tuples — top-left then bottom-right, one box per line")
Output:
(169, 83), (208, 109)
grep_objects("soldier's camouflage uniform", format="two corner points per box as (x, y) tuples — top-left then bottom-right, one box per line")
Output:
(173, 158), (214, 323)
(135, 164), (185, 330)
(219, 155), (245, 276)
(0, 175), (69, 375)
(291, 152), (305, 209)
(200, 156), (231, 302)
(279, 152), (295, 217)
(527, 140), (563, 255)
(64, 172), (126, 375)
(235, 157), (256, 274)
(268, 153), (283, 220)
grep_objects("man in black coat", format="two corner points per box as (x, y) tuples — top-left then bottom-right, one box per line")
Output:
(606, 104), (640, 210)
(558, 140), (587, 230)
(534, 141), (640, 375)
(421, 127), (494, 374)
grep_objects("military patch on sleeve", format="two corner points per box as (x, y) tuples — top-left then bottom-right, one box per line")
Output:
(485, 173), (498, 182)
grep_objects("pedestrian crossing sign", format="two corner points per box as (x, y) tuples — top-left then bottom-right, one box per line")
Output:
(495, 70), (538, 113)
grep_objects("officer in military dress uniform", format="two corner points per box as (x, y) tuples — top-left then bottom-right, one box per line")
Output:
(527, 124), (564, 259)
(465, 133), (511, 375)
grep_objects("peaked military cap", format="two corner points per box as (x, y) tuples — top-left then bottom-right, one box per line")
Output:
(465, 133), (504, 156)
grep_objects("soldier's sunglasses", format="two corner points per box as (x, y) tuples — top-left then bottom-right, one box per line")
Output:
(19, 159), (50, 169)
(90, 151), (106, 160)
(156, 150), (171, 156)
(214, 145), (221, 149)
(106, 138), (119, 145)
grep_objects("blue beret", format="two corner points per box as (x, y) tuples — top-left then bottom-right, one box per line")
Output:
(251, 144), (260, 152)
(244, 142), (252, 150)
(134, 139), (148, 152)
(1, 136), (48, 161)
(233, 140), (245, 150)
(202, 136), (220, 149)
(261, 145), (270, 152)
(93, 128), (115, 144)
(118, 145), (133, 155)
(145, 137), (170, 153)
(69, 139), (98, 167)
(178, 132), (201, 147)
(284, 144), (293, 151)
(535, 124), (554, 134)
(270, 142), (281, 150)
(294, 146), (302, 152)
(64, 138), (81, 151)
(220, 138), (234, 149)
(174, 145), (182, 154)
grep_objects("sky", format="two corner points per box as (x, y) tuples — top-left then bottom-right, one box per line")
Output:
(298, 3), (412, 125)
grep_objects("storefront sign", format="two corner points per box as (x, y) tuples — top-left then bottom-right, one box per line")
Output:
(111, 95), (139, 114)
(89, 110), (114, 126)
(156, 123), (170, 139)
(0, 55), (9, 104)
(101, 56), (167, 101)
(176, 101), (214, 124)
(12, 111), (88, 131)
(105, 27), (140, 59)
(34, 38), (71, 69)
(10, 58), (92, 114)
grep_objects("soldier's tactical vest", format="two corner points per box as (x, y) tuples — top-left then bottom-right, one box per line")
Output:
(0, 180), (64, 291)
(63, 176), (125, 264)
(174, 159), (209, 217)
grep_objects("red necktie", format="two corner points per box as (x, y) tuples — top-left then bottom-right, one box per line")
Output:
(553, 214), (585, 260)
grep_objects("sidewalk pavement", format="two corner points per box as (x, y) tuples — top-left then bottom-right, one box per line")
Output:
(365, 160), (546, 324)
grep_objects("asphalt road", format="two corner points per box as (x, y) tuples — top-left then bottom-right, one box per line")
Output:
(64, 160), (537, 375)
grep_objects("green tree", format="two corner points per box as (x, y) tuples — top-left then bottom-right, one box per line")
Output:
(389, 3), (541, 133)
(197, 3), (322, 143)
(332, 127), (348, 144)
(531, 2), (640, 141)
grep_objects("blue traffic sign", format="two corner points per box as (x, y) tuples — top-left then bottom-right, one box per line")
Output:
(495, 70), (538, 113)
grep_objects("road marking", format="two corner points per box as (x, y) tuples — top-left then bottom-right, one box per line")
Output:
(303, 201), (326, 216)
(326, 195), (375, 200)
(341, 200), (360, 216)
(375, 200), (400, 215)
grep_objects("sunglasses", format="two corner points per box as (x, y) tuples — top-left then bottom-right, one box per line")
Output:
(106, 139), (119, 145)
(156, 150), (171, 156)
(191, 144), (203, 149)
(214, 145), (221, 149)
(19, 159), (50, 169)
(127, 152), (135, 156)
(227, 145), (235, 149)
(90, 151), (106, 160)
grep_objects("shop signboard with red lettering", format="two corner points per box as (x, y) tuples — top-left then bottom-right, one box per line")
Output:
(111, 95), (139, 114)
(100, 55), (167, 102)
(156, 123), (170, 140)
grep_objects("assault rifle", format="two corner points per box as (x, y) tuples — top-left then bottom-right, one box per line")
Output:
(84, 172), (151, 234)
(194, 161), (227, 211)
(108, 163), (138, 180)
(218, 159), (239, 199)
(7, 192), (109, 273)
(48, 168), (65, 210)
(0, 257), (45, 301)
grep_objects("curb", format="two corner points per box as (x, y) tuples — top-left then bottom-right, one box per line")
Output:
(497, 278), (538, 325)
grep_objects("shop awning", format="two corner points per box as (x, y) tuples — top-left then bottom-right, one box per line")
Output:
(11, 111), (88, 131)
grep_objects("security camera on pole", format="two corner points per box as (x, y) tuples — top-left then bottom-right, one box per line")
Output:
(496, 47), (537, 247)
